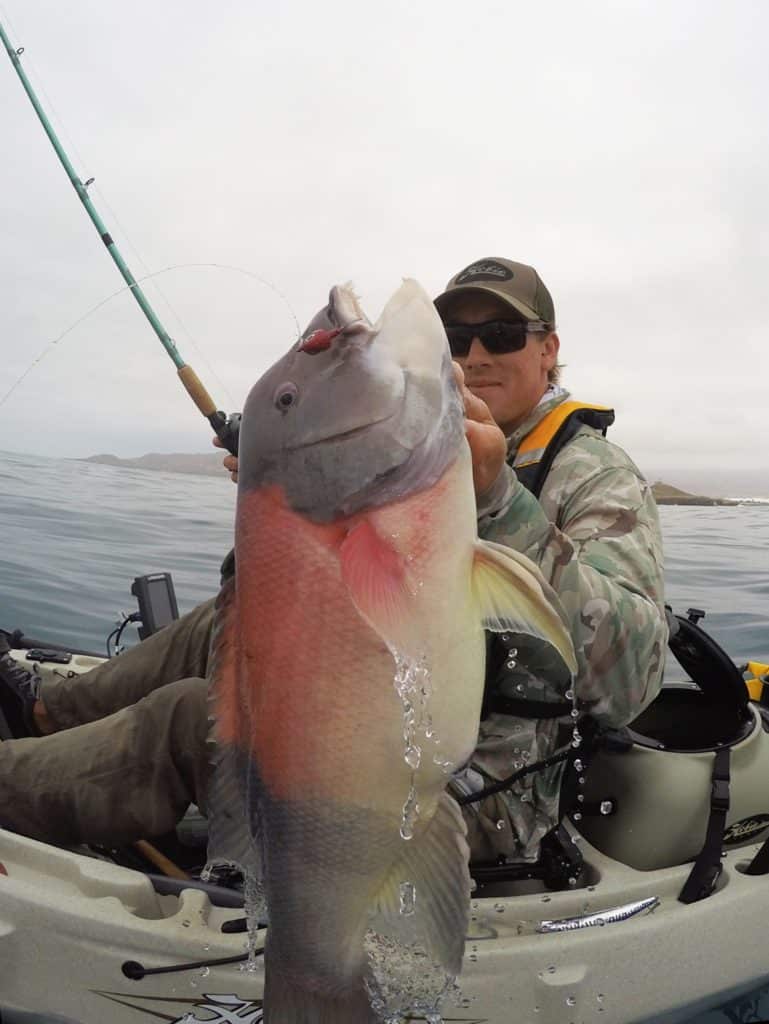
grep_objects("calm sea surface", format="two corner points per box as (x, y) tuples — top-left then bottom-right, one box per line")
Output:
(0, 449), (768, 1022)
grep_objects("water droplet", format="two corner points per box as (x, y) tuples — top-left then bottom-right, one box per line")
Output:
(515, 683), (524, 692)
(541, 895), (551, 903)
(571, 835), (581, 844)
(574, 759), (584, 772)
(494, 903), (505, 913)
(597, 994), (605, 1003)
(565, 689), (574, 700)
(566, 995), (576, 1007)
(596, 917), (606, 927)
(570, 709), (579, 718)
(587, 885), (596, 892)
(468, 953), (478, 962)
(501, 634), (510, 642)
(181, 919), (191, 928)
(573, 812), (582, 821)
(600, 800), (614, 815)
(534, 1007), (540, 1014)
(520, 792), (530, 802)
(547, 964), (556, 974)
(495, 819), (506, 831)
(507, 660), (517, 670)
(509, 648), (518, 657)
(399, 881), (416, 916)
(578, 776), (585, 785)
(200, 966), (210, 978)
(577, 793), (585, 802)
(405, 744), (421, 770)
(568, 876), (577, 885)
(400, 782), (419, 840)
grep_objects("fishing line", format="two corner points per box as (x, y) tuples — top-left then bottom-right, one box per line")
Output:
(0, 262), (301, 410)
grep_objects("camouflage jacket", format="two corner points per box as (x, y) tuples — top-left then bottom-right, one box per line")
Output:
(455, 389), (668, 863)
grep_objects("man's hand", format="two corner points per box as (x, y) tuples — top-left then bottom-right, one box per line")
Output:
(453, 362), (508, 497)
(212, 434), (239, 483)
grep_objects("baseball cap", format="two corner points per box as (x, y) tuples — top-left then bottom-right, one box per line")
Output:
(434, 257), (555, 324)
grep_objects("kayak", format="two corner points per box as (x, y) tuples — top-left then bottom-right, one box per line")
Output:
(1, 635), (769, 1024)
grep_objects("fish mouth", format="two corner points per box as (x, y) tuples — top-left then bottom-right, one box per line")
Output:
(285, 406), (401, 451)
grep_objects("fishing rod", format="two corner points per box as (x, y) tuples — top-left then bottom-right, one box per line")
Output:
(0, 20), (240, 455)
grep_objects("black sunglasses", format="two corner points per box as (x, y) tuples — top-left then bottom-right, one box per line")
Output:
(443, 319), (548, 358)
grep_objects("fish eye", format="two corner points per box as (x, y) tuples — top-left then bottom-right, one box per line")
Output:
(274, 382), (298, 411)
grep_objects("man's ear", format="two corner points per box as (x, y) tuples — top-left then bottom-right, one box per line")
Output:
(542, 331), (560, 372)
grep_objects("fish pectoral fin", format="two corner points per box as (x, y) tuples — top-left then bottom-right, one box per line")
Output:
(472, 540), (578, 676)
(372, 791), (471, 977)
(339, 518), (415, 648)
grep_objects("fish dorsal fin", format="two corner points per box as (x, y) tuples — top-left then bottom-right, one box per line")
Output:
(371, 790), (471, 978)
(206, 576), (263, 877)
(472, 539), (577, 676)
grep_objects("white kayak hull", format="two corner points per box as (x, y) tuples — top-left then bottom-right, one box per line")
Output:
(0, 824), (768, 1023)
(2, 648), (769, 1023)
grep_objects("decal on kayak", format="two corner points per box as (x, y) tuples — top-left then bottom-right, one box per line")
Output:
(92, 991), (263, 1022)
(91, 988), (488, 1023)
(723, 814), (769, 845)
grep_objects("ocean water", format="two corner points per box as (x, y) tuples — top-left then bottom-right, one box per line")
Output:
(0, 449), (768, 1023)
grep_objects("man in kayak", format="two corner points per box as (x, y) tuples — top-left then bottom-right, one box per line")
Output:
(0, 257), (667, 865)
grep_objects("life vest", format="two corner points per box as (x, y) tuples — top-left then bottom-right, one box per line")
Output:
(512, 401), (615, 500)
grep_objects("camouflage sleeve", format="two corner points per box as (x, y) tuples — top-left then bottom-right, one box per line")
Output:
(478, 429), (667, 727)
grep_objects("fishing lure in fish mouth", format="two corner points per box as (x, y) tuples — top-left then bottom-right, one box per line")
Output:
(207, 277), (577, 1023)
(299, 328), (341, 353)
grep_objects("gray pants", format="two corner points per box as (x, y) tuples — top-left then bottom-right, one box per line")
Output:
(0, 600), (215, 846)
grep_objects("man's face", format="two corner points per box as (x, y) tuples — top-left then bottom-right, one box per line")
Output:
(440, 292), (560, 435)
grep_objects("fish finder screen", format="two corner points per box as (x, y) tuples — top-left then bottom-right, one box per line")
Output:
(131, 573), (179, 638)
(146, 576), (176, 627)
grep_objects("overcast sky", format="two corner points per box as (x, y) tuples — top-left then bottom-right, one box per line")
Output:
(1, 0), (767, 493)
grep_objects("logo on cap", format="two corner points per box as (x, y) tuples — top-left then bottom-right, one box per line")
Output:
(455, 260), (513, 285)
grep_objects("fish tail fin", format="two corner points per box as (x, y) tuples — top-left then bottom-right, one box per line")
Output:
(264, 970), (377, 1024)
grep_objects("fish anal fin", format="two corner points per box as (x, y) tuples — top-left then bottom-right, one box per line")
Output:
(472, 540), (577, 675)
(339, 519), (415, 649)
(373, 791), (471, 978)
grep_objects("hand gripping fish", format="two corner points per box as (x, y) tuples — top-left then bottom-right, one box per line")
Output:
(208, 278), (576, 1023)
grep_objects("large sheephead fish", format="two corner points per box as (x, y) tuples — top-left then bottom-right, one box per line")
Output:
(209, 278), (576, 1023)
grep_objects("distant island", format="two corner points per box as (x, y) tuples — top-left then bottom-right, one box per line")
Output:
(80, 454), (757, 506)
(81, 452), (226, 477)
(650, 482), (743, 506)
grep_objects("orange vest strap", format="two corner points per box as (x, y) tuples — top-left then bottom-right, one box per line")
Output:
(515, 401), (613, 469)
